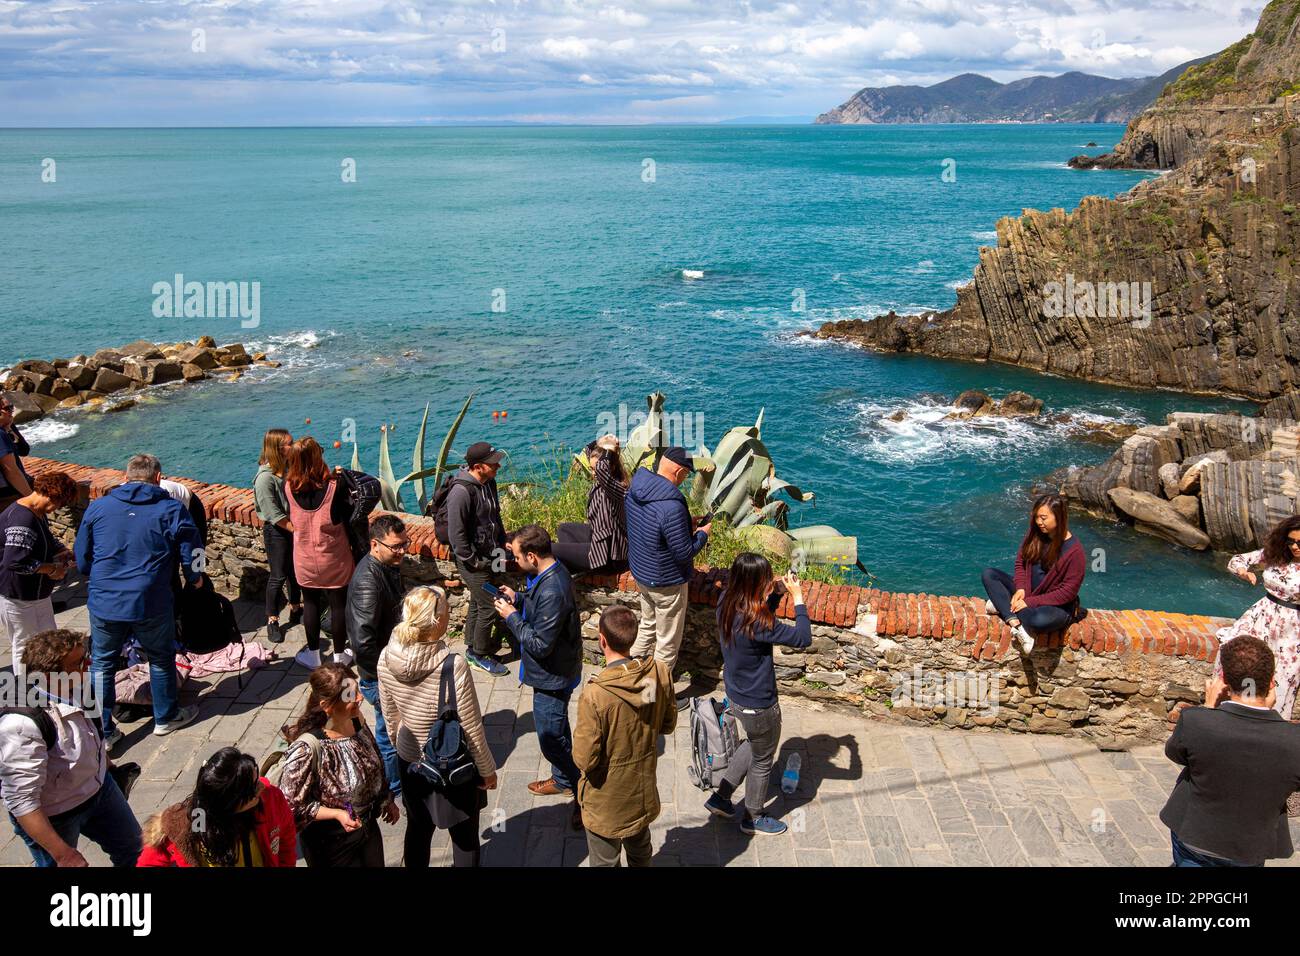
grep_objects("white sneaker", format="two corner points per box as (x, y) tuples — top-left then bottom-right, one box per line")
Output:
(153, 704), (200, 736)
(295, 647), (323, 669)
(984, 600), (996, 614)
(333, 648), (355, 667)
(1014, 626), (1035, 654)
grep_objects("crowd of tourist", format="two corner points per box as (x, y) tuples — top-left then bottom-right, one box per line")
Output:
(0, 412), (1297, 868)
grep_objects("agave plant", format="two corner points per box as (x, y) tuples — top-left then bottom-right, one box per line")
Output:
(351, 392), (475, 514)
(583, 391), (863, 572)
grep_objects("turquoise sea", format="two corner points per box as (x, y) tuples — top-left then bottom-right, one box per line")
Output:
(0, 125), (1257, 616)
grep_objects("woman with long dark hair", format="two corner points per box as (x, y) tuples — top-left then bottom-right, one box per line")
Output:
(137, 747), (297, 866)
(981, 493), (1086, 654)
(278, 662), (399, 867)
(285, 437), (355, 670)
(553, 434), (629, 574)
(253, 428), (302, 644)
(1215, 515), (1300, 719)
(703, 552), (810, 836)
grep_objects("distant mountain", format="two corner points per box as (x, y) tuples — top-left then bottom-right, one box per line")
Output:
(815, 60), (1208, 125)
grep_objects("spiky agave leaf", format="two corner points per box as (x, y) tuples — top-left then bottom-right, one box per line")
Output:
(350, 443), (360, 473)
(787, 526), (857, 566)
(623, 391), (666, 474)
(401, 392), (475, 493)
(378, 427), (403, 512)
(412, 402), (431, 511)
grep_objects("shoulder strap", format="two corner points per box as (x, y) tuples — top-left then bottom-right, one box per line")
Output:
(0, 707), (57, 750)
(437, 653), (458, 718)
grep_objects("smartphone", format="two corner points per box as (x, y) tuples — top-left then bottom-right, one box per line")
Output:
(695, 513), (714, 527)
(482, 582), (500, 598)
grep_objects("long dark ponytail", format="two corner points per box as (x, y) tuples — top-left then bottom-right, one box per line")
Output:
(719, 552), (777, 646)
(183, 747), (261, 867)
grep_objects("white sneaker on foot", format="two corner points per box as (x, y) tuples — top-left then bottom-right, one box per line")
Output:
(333, 648), (354, 667)
(984, 600), (996, 614)
(295, 647), (322, 669)
(1014, 626), (1035, 654)
(153, 704), (200, 736)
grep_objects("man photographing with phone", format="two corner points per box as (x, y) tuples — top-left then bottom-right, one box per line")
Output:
(624, 446), (710, 703)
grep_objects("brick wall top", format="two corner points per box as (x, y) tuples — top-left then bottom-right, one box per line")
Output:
(26, 456), (1232, 662)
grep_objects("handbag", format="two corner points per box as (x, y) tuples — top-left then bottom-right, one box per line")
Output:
(413, 654), (479, 791)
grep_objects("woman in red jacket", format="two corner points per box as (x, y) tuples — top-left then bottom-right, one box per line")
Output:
(981, 494), (1086, 655)
(137, 747), (297, 867)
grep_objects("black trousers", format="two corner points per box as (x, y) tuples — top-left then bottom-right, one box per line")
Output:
(552, 523), (595, 573)
(299, 816), (384, 867)
(263, 524), (301, 619)
(398, 759), (482, 867)
(302, 586), (347, 653)
(455, 559), (511, 658)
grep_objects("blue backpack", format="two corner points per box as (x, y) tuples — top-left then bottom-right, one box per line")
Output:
(414, 654), (478, 790)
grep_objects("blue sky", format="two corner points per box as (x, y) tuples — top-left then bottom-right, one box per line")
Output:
(0, 0), (1266, 125)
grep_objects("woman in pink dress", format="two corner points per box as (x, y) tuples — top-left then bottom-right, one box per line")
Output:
(1217, 515), (1300, 720)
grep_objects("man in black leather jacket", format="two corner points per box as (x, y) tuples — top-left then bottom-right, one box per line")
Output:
(347, 513), (407, 797)
(493, 524), (583, 823)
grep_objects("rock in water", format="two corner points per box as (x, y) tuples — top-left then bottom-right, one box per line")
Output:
(1108, 488), (1211, 550)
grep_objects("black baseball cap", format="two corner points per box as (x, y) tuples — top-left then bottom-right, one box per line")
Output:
(465, 442), (505, 466)
(662, 446), (694, 471)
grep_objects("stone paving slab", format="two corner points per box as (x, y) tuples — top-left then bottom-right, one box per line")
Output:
(1, 588), (1296, 868)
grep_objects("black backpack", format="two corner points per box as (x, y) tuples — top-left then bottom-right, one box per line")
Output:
(429, 474), (471, 547)
(413, 654), (478, 790)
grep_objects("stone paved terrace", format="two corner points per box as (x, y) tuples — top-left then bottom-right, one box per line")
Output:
(5, 582), (1297, 868)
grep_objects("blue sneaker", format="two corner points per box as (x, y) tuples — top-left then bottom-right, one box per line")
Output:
(740, 814), (788, 836)
(466, 652), (509, 676)
(704, 793), (735, 818)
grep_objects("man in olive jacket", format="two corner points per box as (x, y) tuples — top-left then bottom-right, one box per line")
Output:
(572, 605), (676, 867)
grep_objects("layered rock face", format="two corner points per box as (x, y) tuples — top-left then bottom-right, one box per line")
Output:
(816, 0), (1300, 403)
(1051, 411), (1300, 553)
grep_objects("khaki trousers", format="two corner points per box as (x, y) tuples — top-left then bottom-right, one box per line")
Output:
(631, 581), (689, 673)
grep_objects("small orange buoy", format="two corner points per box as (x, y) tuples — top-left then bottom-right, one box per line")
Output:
(381, 425), (387, 433)
(305, 418), (311, 424)
(501, 411), (508, 419)
(492, 411), (500, 420)
(333, 440), (341, 449)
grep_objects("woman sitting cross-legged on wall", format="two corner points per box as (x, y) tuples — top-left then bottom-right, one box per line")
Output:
(981, 493), (1086, 655)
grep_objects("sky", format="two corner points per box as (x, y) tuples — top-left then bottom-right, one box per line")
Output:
(0, 0), (1268, 125)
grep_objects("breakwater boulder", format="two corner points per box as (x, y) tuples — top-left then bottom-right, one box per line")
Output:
(2, 337), (274, 424)
(1053, 405), (1300, 552)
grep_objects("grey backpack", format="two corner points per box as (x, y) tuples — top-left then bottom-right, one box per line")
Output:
(686, 696), (741, 790)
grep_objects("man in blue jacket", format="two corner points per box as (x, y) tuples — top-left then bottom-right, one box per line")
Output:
(624, 447), (710, 683)
(493, 524), (583, 826)
(74, 454), (204, 749)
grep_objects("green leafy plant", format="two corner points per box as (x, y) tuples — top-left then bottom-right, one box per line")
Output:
(351, 392), (476, 513)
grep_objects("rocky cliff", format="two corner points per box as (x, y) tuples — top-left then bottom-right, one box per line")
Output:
(816, 0), (1300, 403)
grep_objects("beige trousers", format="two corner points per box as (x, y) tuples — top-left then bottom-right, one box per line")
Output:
(631, 582), (689, 673)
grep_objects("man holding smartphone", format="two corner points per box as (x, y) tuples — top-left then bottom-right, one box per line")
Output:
(624, 447), (710, 698)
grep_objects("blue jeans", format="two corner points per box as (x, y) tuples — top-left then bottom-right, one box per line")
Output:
(1170, 831), (1254, 867)
(532, 686), (579, 792)
(359, 678), (400, 797)
(981, 568), (1074, 634)
(11, 776), (142, 867)
(90, 611), (180, 737)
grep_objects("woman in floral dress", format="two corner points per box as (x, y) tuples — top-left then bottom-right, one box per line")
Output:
(1217, 515), (1300, 720)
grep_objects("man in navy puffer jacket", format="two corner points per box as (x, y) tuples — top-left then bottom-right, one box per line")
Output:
(624, 447), (710, 683)
(74, 454), (203, 748)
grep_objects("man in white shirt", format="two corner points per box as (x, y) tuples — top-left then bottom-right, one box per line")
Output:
(0, 628), (141, 866)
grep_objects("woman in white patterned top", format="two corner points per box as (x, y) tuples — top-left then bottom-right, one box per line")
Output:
(1217, 515), (1300, 720)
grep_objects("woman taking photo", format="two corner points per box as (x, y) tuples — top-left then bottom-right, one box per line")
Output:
(138, 747), (297, 867)
(0, 470), (78, 681)
(553, 434), (629, 574)
(1217, 515), (1300, 719)
(254, 428), (302, 645)
(704, 553), (810, 836)
(279, 662), (399, 867)
(378, 586), (497, 867)
(981, 493), (1085, 654)
(285, 437), (355, 670)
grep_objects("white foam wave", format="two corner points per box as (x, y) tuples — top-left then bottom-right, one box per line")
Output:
(246, 329), (338, 352)
(838, 396), (1145, 466)
(945, 279), (972, 290)
(970, 230), (998, 240)
(23, 420), (80, 445)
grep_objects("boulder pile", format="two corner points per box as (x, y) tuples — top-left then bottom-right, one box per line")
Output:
(2, 337), (278, 424)
(1051, 404), (1300, 553)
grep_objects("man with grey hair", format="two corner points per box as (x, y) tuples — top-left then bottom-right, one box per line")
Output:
(74, 453), (204, 750)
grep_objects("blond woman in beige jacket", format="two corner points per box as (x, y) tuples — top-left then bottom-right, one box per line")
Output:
(378, 585), (497, 867)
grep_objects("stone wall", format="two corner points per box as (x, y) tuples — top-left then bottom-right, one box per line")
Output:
(29, 456), (1251, 746)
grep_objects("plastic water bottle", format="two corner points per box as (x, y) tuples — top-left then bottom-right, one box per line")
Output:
(781, 752), (801, 794)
